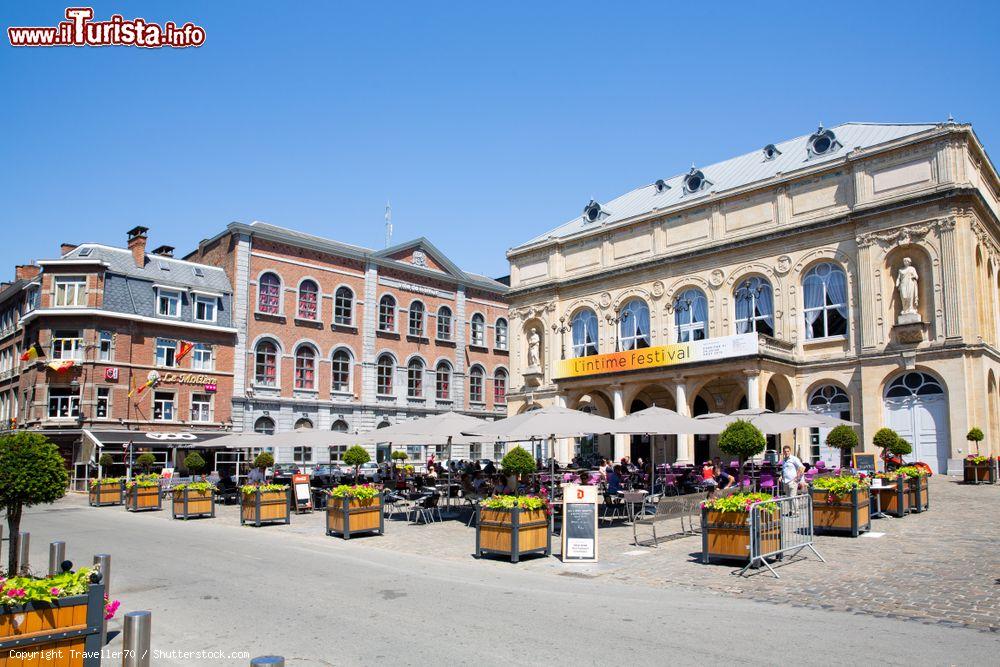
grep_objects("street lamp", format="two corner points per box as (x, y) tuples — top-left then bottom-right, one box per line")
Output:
(735, 279), (766, 334)
(606, 310), (630, 352)
(551, 317), (569, 360)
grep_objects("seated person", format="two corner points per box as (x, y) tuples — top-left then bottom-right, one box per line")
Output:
(701, 461), (717, 487)
(483, 460), (497, 475)
(607, 465), (622, 495)
(712, 457), (734, 490)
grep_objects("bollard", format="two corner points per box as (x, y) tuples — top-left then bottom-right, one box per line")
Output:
(17, 532), (29, 573)
(121, 610), (151, 667)
(48, 541), (66, 576)
(250, 658), (285, 666)
(94, 553), (112, 593)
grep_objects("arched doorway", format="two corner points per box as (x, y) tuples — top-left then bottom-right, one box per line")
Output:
(989, 372), (999, 458)
(808, 384), (851, 467)
(883, 371), (949, 473)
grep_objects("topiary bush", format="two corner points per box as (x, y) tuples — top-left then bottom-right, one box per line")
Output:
(872, 427), (899, 452)
(967, 426), (984, 455)
(253, 451), (275, 470)
(135, 452), (156, 473)
(718, 420), (766, 467)
(501, 446), (537, 477)
(826, 425), (858, 454)
(99, 453), (114, 470)
(184, 452), (206, 475)
(343, 445), (371, 474)
(391, 450), (408, 462)
(889, 436), (912, 457)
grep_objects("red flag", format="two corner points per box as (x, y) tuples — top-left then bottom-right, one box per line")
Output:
(176, 341), (194, 363)
(20, 343), (42, 362)
(46, 360), (75, 372)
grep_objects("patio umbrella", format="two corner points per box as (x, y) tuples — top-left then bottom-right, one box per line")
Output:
(613, 406), (706, 489)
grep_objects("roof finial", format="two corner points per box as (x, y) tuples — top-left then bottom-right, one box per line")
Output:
(818, 121), (824, 131)
(947, 113), (955, 124)
(384, 201), (392, 248)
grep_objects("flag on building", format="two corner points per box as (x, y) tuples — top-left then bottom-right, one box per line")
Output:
(128, 378), (155, 398)
(20, 343), (42, 362)
(176, 341), (194, 363)
(46, 360), (75, 372)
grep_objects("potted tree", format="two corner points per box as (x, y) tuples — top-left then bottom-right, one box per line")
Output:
(475, 446), (550, 563)
(700, 492), (779, 564)
(89, 452), (124, 507)
(172, 480), (217, 519)
(125, 459), (162, 513)
(241, 449), (289, 527)
(963, 427), (994, 483)
(718, 419), (766, 484)
(810, 474), (870, 536)
(343, 445), (370, 481)
(183, 452), (207, 479)
(898, 464), (929, 512)
(825, 425), (858, 471)
(326, 484), (384, 539)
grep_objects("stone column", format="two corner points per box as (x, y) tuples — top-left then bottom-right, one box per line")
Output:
(856, 237), (878, 349)
(745, 370), (761, 409)
(554, 393), (572, 463)
(612, 385), (626, 461)
(939, 218), (962, 339)
(674, 378), (692, 464)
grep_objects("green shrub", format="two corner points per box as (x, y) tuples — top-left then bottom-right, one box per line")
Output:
(889, 437), (912, 457)
(967, 426), (984, 455)
(174, 481), (216, 492)
(343, 445), (370, 472)
(718, 420), (766, 465)
(501, 446), (536, 476)
(183, 452), (206, 474)
(702, 492), (773, 513)
(135, 452), (156, 473)
(329, 484), (380, 500)
(99, 453), (114, 470)
(482, 495), (546, 511)
(253, 451), (274, 469)
(826, 425), (858, 451)
(872, 427), (899, 451)
(390, 450), (408, 461)
(813, 474), (868, 495)
(240, 483), (287, 495)
(897, 465), (927, 478)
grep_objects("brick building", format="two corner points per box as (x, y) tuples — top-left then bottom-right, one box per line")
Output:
(17, 227), (237, 485)
(187, 222), (510, 465)
(0, 264), (39, 428)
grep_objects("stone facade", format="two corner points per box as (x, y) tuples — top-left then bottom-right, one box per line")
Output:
(505, 122), (1000, 475)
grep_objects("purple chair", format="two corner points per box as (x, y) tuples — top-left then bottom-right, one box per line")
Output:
(814, 461), (826, 470)
(759, 473), (777, 493)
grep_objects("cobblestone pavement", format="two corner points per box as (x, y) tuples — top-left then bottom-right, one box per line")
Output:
(74, 476), (1000, 634)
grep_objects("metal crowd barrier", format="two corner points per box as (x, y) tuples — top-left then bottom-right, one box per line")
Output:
(738, 494), (825, 578)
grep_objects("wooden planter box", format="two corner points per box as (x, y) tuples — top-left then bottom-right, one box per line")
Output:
(326, 494), (384, 539)
(475, 506), (550, 563)
(811, 486), (870, 537)
(125, 484), (162, 512)
(0, 580), (106, 666)
(241, 488), (291, 527)
(906, 475), (929, 512)
(701, 508), (781, 564)
(873, 477), (909, 517)
(172, 488), (216, 520)
(963, 459), (996, 484)
(88, 481), (123, 507)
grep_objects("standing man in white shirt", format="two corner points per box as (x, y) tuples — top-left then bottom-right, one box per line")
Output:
(780, 445), (804, 498)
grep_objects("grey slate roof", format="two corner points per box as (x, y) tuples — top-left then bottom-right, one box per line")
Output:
(516, 122), (942, 249)
(60, 244), (232, 293)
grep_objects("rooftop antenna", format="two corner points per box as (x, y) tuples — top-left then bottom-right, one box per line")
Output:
(384, 201), (393, 248)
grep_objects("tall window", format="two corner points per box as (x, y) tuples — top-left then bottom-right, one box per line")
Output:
(331, 349), (351, 392)
(195, 295), (217, 322)
(331, 420), (349, 433)
(329, 444), (347, 462)
(378, 295), (396, 332)
(495, 318), (508, 350)
(191, 344), (213, 371)
(293, 447), (313, 464)
(571, 309), (599, 357)
(408, 302), (425, 337)
(297, 280), (319, 320)
(190, 393), (212, 422)
(48, 387), (80, 418)
(674, 288), (708, 342)
(254, 340), (278, 386)
(619, 300), (651, 350)
(254, 416), (275, 435)
(153, 391), (175, 421)
(468, 366), (484, 403)
(376, 354), (394, 395)
(54, 276), (86, 307)
(494, 369), (508, 404)
(98, 330), (113, 361)
(157, 288), (181, 318)
(734, 277), (774, 336)
(294, 346), (316, 390)
(334, 287), (353, 326)
(96, 387), (110, 418)
(407, 358), (424, 397)
(52, 330), (83, 360)
(155, 338), (177, 367)
(803, 263), (848, 339)
(437, 306), (452, 340)
(436, 362), (452, 400)
(258, 272), (281, 314)
(470, 314), (486, 346)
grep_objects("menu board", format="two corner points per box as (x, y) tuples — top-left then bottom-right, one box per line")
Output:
(561, 484), (598, 562)
(292, 473), (313, 512)
(853, 453), (877, 477)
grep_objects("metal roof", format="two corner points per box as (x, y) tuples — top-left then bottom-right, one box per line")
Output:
(59, 244), (232, 293)
(515, 122), (942, 249)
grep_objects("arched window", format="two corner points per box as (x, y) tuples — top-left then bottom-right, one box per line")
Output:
(376, 354), (394, 395)
(297, 280), (318, 320)
(436, 306), (452, 340)
(808, 384), (851, 465)
(258, 272), (281, 314)
(571, 309), (599, 357)
(885, 372), (944, 398)
(734, 277), (774, 336)
(254, 416), (275, 435)
(495, 318), (508, 350)
(294, 417), (314, 430)
(334, 287), (354, 326)
(331, 349), (351, 392)
(331, 419), (349, 432)
(619, 299), (650, 350)
(378, 295), (396, 332)
(809, 384), (850, 408)
(468, 365), (484, 403)
(435, 361), (452, 400)
(470, 314), (486, 347)
(254, 340), (278, 386)
(803, 263), (848, 339)
(408, 301), (425, 337)
(494, 369), (508, 405)
(407, 358), (424, 397)
(294, 345), (316, 390)
(674, 288), (708, 342)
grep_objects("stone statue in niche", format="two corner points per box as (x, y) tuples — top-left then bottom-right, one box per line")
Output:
(895, 257), (920, 324)
(527, 327), (541, 368)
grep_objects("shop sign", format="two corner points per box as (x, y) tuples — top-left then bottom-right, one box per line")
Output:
(561, 484), (598, 562)
(204, 382), (217, 393)
(553, 333), (759, 379)
(160, 372), (215, 385)
(104, 367), (119, 381)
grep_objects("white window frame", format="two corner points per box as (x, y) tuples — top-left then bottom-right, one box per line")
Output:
(407, 359), (424, 398)
(194, 294), (217, 322)
(333, 287), (353, 326)
(96, 386), (111, 419)
(153, 391), (176, 421)
(378, 295), (397, 333)
(98, 330), (113, 361)
(436, 307), (453, 341)
(156, 288), (181, 318)
(190, 393), (212, 423)
(191, 343), (213, 371)
(329, 444), (347, 463)
(254, 340), (279, 387)
(470, 314), (486, 347)
(376, 355), (394, 396)
(53, 276), (86, 307)
(408, 302), (425, 337)
(47, 386), (80, 419)
(293, 446), (313, 464)
(495, 318), (508, 351)
(468, 366), (484, 404)
(155, 338), (177, 368)
(51, 330), (83, 360)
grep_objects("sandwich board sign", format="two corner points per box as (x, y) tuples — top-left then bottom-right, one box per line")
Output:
(561, 484), (598, 563)
(292, 473), (313, 513)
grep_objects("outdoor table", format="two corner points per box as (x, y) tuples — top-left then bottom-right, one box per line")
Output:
(869, 483), (891, 519)
(618, 490), (648, 523)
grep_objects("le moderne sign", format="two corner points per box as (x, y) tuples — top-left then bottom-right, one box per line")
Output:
(553, 333), (759, 380)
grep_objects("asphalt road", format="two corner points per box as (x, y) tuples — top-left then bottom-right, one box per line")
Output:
(14, 497), (999, 666)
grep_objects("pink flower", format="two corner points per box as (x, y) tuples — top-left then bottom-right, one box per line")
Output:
(104, 598), (120, 620)
(50, 587), (61, 596)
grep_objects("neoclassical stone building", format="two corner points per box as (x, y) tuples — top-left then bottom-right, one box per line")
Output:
(506, 122), (1000, 474)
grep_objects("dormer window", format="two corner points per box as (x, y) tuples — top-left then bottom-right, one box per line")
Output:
(583, 200), (604, 223)
(762, 144), (781, 161)
(683, 167), (710, 194)
(807, 126), (841, 158)
(654, 179), (670, 193)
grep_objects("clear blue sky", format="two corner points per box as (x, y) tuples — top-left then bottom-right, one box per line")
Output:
(2, 1), (998, 280)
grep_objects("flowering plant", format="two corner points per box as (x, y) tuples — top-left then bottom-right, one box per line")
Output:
(125, 473), (160, 490)
(896, 465), (928, 479)
(966, 454), (990, 464)
(875, 471), (902, 481)
(104, 594), (120, 620)
(89, 477), (123, 489)
(0, 568), (99, 608)
(701, 492), (773, 513)
(813, 474), (868, 495)
(240, 483), (288, 495)
(329, 483), (380, 500)
(482, 494), (547, 513)
(174, 481), (217, 493)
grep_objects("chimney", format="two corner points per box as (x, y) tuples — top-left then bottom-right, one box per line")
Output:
(15, 264), (40, 281)
(151, 245), (175, 258)
(127, 226), (149, 268)
(60, 243), (78, 256)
